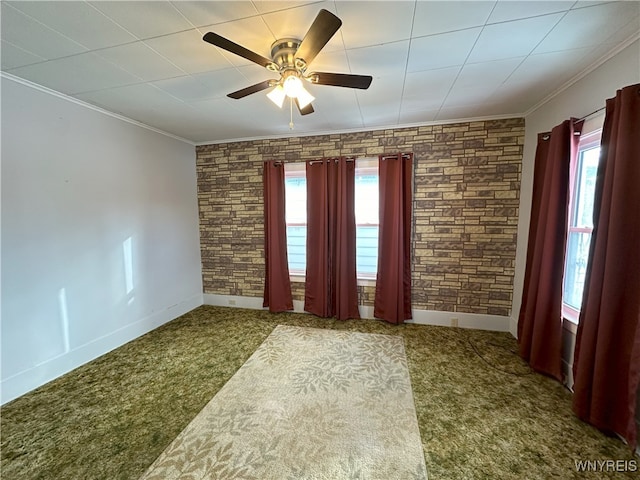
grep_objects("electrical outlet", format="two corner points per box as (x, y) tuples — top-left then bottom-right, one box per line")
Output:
(450, 317), (459, 328)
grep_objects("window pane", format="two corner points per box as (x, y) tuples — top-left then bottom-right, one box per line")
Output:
(285, 176), (306, 223)
(573, 146), (599, 228)
(286, 225), (306, 273)
(285, 164), (306, 274)
(563, 231), (592, 310)
(355, 159), (379, 276)
(356, 225), (378, 275)
(355, 174), (379, 224)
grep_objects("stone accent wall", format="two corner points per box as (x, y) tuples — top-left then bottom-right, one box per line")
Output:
(197, 118), (524, 317)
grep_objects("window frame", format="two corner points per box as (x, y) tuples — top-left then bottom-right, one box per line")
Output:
(284, 163), (307, 277)
(283, 158), (380, 282)
(562, 125), (602, 323)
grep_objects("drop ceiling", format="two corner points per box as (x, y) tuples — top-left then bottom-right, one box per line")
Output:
(2, 1), (639, 144)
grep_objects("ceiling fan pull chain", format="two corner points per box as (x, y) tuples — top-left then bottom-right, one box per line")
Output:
(289, 97), (295, 130)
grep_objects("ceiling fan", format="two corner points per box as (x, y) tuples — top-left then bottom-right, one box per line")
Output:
(202, 9), (373, 116)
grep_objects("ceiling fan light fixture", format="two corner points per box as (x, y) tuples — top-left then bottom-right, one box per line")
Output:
(282, 74), (303, 98)
(295, 86), (315, 109)
(267, 84), (286, 108)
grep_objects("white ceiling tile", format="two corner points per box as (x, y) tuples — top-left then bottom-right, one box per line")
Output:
(484, 82), (551, 113)
(455, 57), (524, 89)
(413, 1), (494, 37)
(7, 1), (136, 49)
(90, 1), (193, 39)
(313, 83), (359, 111)
(467, 13), (564, 63)
(137, 102), (202, 130)
(305, 48), (350, 75)
(488, 1), (574, 23)
(96, 42), (186, 81)
(334, 1), (416, 49)
(362, 110), (400, 129)
(402, 67), (461, 111)
(570, 1), (614, 9)
(357, 75), (403, 109)
(1, 40), (46, 70)
(347, 41), (410, 77)
(214, 92), (295, 128)
(195, 68), (275, 100)
(185, 113), (260, 142)
(158, 68), (272, 102)
(0, 3), (87, 59)
(407, 28), (481, 72)
(314, 89), (361, 129)
(397, 109), (438, 125)
(152, 75), (217, 102)
(253, 1), (327, 15)
(235, 64), (279, 85)
(10, 53), (140, 95)
(144, 29), (231, 74)
(443, 85), (497, 108)
(75, 83), (185, 119)
(506, 47), (595, 86)
(436, 104), (483, 121)
(604, 16), (640, 47)
(442, 57), (525, 108)
(171, 1), (259, 28)
(535, 2), (640, 54)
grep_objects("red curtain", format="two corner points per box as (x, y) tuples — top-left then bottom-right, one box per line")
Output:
(263, 161), (293, 312)
(517, 119), (583, 381)
(304, 158), (360, 320)
(572, 83), (640, 449)
(374, 153), (413, 324)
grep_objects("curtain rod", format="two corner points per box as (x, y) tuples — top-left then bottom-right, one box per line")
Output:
(308, 157), (356, 165)
(381, 153), (412, 160)
(542, 106), (607, 140)
(575, 106), (606, 123)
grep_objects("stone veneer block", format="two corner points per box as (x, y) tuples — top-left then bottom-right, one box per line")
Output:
(196, 118), (524, 317)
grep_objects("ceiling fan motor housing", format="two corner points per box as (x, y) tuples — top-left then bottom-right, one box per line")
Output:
(269, 38), (304, 73)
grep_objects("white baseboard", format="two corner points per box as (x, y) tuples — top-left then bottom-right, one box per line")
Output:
(203, 294), (510, 332)
(1, 293), (203, 405)
(562, 359), (574, 391)
(408, 309), (509, 331)
(509, 316), (518, 338)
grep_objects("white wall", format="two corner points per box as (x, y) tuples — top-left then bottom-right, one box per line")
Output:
(1, 76), (203, 404)
(511, 37), (640, 390)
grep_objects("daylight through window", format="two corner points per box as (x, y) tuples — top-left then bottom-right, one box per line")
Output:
(563, 128), (601, 320)
(284, 158), (379, 279)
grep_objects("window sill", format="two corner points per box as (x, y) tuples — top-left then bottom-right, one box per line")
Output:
(289, 274), (376, 287)
(562, 305), (580, 334)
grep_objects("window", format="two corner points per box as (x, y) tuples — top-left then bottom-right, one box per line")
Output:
(562, 127), (601, 321)
(284, 158), (379, 279)
(284, 163), (307, 275)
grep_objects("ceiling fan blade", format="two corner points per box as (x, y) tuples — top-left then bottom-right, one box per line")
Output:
(203, 32), (274, 69)
(295, 98), (314, 116)
(295, 9), (342, 67)
(310, 72), (373, 89)
(227, 80), (274, 99)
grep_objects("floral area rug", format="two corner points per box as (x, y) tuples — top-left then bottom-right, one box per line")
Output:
(140, 325), (427, 480)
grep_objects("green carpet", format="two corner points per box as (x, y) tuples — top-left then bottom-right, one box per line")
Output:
(141, 326), (426, 479)
(1, 305), (637, 479)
